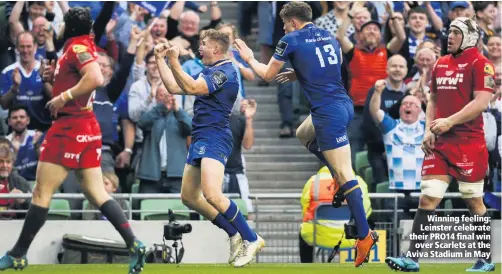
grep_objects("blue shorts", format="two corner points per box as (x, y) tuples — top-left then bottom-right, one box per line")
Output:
(186, 135), (233, 167)
(311, 100), (354, 151)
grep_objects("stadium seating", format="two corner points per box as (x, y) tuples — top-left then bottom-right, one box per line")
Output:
(47, 199), (71, 220)
(140, 199), (189, 220)
(131, 183), (139, 194)
(355, 151), (370, 175)
(364, 167), (373, 185)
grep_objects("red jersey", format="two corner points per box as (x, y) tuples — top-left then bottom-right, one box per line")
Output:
(430, 48), (496, 144)
(53, 35), (98, 118)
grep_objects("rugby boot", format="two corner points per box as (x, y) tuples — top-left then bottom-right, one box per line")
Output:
(228, 233), (243, 264)
(385, 256), (420, 272)
(354, 230), (379, 267)
(0, 252), (28, 270)
(466, 259), (495, 272)
(128, 238), (146, 274)
(233, 234), (265, 267)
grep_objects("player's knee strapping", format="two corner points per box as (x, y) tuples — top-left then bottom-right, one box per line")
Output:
(420, 179), (449, 198)
(458, 181), (484, 198)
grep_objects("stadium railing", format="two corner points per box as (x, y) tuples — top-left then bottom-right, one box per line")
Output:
(0, 192), (499, 262)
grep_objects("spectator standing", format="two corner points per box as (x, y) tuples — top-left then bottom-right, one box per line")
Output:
(6, 105), (41, 183)
(337, 3), (406, 166)
(362, 55), (408, 189)
(0, 142), (31, 220)
(223, 99), (257, 215)
(136, 86), (192, 194)
(370, 81), (425, 218)
(1, 32), (51, 131)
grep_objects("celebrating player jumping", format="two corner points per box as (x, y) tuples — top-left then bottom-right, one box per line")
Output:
(385, 17), (496, 273)
(233, 1), (377, 267)
(154, 29), (264, 267)
(0, 8), (146, 274)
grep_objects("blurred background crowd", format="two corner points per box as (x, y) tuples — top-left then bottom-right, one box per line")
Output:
(0, 1), (499, 225)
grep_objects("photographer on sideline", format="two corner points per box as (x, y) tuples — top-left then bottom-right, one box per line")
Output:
(299, 166), (372, 263)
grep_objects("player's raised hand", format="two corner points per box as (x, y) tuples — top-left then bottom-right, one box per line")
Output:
(154, 43), (169, 59)
(166, 45), (180, 60)
(430, 118), (453, 136)
(243, 99), (257, 119)
(421, 130), (436, 155)
(234, 39), (254, 63)
(276, 68), (297, 83)
(12, 68), (21, 88)
(374, 79), (387, 93)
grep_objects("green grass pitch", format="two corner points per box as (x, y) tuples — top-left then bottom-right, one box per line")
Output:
(8, 263), (501, 274)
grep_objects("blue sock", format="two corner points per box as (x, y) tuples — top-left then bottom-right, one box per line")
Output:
(212, 213), (237, 237)
(341, 180), (370, 239)
(223, 200), (257, 242)
(306, 140), (335, 177)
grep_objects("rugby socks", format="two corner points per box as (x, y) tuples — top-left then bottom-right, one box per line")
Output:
(473, 212), (491, 263)
(99, 200), (136, 248)
(407, 208), (435, 262)
(212, 213), (238, 237)
(306, 140), (335, 177)
(341, 180), (370, 240)
(223, 200), (257, 242)
(9, 204), (49, 257)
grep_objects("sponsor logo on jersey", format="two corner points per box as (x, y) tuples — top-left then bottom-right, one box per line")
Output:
(64, 152), (80, 161)
(424, 154), (435, 161)
(275, 41), (288, 56)
(198, 146), (206, 155)
(437, 64), (448, 68)
(210, 71), (228, 88)
(336, 135), (348, 143)
(72, 45), (88, 53)
(459, 168), (473, 177)
(484, 63), (494, 76)
(458, 63), (468, 68)
(436, 73), (463, 89)
(76, 135), (102, 143)
(445, 71), (454, 76)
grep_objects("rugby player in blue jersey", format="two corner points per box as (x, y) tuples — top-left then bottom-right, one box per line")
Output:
(234, 1), (378, 267)
(154, 29), (263, 267)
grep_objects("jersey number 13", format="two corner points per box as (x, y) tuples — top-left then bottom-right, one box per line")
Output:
(315, 44), (340, 68)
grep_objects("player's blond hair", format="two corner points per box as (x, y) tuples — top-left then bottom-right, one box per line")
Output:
(201, 29), (230, 54)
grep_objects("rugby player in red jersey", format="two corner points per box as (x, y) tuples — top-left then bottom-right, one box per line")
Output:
(0, 8), (146, 274)
(386, 17), (496, 272)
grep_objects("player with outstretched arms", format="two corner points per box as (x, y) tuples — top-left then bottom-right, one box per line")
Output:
(233, 1), (377, 267)
(385, 17), (496, 273)
(0, 8), (146, 274)
(154, 29), (263, 267)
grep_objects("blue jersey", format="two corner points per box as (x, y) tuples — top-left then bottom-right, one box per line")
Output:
(273, 23), (350, 109)
(1, 62), (51, 129)
(191, 59), (239, 138)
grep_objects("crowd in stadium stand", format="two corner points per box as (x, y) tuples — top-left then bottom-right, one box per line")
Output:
(0, 1), (499, 221)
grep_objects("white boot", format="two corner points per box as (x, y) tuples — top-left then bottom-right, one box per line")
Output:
(233, 234), (265, 267)
(228, 233), (243, 264)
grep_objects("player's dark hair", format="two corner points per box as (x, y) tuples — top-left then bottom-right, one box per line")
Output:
(201, 29), (230, 54)
(279, 2), (312, 23)
(408, 6), (427, 19)
(16, 31), (36, 47)
(8, 104), (29, 119)
(63, 7), (93, 41)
